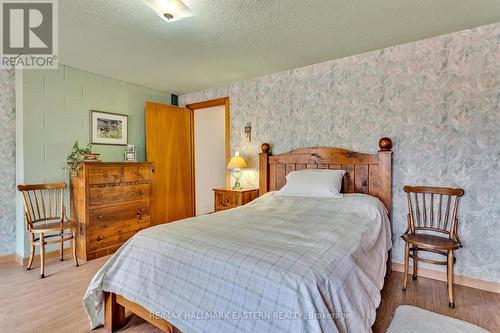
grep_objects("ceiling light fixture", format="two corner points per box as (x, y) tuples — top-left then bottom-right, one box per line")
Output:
(142, 0), (194, 22)
(163, 13), (174, 21)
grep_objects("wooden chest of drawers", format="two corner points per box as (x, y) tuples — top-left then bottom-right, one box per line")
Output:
(213, 188), (259, 212)
(70, 162), (153, 261)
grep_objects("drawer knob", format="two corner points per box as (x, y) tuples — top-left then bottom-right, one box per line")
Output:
(225, 199), (229, 203)
(98, 194), (103, 198)
(98, 215), (103, 219)
(102, 174), (108, 178)
(135, 171), (141, 176)
(139, 190), (145, 195)
(97, 235), (104, 241)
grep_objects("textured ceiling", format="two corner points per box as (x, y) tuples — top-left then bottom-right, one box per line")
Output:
(59, 0), (500, 94)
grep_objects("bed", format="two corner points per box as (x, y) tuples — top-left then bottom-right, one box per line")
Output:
(83, 137), (393, 333)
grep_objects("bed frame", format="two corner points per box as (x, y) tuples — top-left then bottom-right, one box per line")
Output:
(259, 137), (393, 214)
(103, 137), (393, 332)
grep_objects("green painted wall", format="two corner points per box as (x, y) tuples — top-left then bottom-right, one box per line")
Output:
(19, 64), (171, 256)
(23, 65), (170, 183)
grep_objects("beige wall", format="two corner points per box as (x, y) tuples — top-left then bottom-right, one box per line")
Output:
(194, 105), (226, 215)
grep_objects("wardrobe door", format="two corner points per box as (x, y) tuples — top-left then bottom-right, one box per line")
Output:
(145, 101), (194, 225)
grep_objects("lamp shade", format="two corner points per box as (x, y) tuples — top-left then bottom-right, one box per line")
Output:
(227, 156), (248, 169)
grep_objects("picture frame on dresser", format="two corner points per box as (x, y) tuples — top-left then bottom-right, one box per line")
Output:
(90, 110), (128, 146)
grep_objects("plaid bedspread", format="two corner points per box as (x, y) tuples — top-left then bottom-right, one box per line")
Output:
(83, 193), (391, 333)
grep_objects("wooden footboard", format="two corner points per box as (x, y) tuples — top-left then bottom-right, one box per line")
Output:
(104, 292), (179, 332)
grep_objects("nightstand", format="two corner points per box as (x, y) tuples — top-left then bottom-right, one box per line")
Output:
(213, 188), (259, 212)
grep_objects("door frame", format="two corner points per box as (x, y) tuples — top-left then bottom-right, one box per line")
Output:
(186, 97), (231, 214)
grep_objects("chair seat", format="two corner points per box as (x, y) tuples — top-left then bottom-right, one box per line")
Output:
(403, 233), (460, 250)
(30, 220), (76, 233)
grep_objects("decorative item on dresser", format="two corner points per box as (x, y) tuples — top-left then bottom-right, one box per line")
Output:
(213, 188), (259, 212)
(124, 144), (136, 161)
(65, 141), (100, 177)
(17, 183), (79, 278)
(401, 185), (465, 308)
(70, 161), (153, 261)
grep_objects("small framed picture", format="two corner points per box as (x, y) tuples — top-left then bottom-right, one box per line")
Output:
(90, 111), (128, 145)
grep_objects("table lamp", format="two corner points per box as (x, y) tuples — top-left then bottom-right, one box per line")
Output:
(227, 152), (248, 190)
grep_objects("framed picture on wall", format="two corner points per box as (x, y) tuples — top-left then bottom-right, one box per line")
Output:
(90, 111), (128, 145)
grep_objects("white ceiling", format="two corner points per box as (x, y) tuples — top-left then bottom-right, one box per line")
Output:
(59, 0), (500, 94)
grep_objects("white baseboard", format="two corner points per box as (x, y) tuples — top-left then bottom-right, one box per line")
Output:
(392, 261), (500, 294)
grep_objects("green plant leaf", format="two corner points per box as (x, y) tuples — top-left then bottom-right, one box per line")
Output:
(64, 141), (93, 177)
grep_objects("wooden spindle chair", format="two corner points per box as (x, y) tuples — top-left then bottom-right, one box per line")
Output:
(17, 183), (79, 278)
(401, 185), (464, 308)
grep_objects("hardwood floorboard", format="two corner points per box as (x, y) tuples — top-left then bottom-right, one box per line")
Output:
(373, 272), (500, 333)
(0, 256), (499, 332)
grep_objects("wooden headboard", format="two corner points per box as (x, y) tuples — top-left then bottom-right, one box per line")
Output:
(259, 138), (393, 215)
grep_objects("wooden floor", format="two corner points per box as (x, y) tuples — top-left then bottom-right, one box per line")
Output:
(373, 272), (500, 333)
(1, 255), (499, 333)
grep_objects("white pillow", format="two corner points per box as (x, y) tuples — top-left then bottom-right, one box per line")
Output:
(275, 169), (345, 198)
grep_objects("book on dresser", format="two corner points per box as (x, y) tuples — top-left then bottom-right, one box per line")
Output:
(70, 161), (153, 261)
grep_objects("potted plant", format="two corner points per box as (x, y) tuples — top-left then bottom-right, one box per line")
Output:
(65, 142), (100, 177)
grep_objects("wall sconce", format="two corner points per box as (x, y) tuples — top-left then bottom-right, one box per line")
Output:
(244, 123), (252, 142)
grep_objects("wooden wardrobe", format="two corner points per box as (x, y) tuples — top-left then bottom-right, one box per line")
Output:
(145, 102), (194, 225)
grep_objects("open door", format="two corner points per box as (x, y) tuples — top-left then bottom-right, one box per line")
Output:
(145, 101), (194, 225)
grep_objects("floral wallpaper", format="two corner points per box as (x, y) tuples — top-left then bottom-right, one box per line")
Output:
(180, 23), (500, 283)
(0, 69), (16, 256)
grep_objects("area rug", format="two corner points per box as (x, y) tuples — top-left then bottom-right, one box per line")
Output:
(387, 305), (491, 333)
